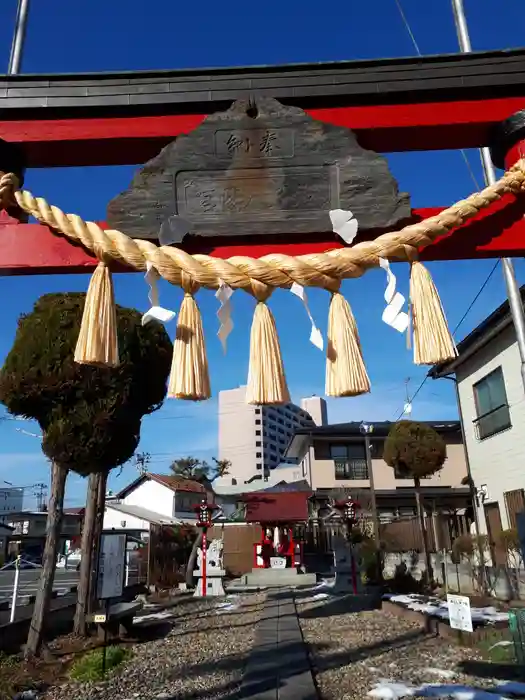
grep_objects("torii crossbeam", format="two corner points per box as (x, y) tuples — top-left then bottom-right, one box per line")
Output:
(1, 48), (525, 276)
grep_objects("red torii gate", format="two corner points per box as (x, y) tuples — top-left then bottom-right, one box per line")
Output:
(1, 48), (525, 273)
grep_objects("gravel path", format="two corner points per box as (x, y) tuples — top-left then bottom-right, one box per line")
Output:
(297, 595), (506, 700)
(47, 593), (265, 700)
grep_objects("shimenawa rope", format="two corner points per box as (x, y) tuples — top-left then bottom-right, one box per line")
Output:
(1, 160), (523, 403)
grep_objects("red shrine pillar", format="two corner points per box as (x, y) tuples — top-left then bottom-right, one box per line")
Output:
(0, 139), (27, 219)
(490, 110), (525, 170)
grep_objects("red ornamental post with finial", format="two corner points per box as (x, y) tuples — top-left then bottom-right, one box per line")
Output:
(333, 496), (361, 594)
(194, 499), (215, 597)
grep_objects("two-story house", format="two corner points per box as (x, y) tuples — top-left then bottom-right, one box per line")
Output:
(430, 286), (525, 544)
(282, 420), (470, 527)
(103, 473), (209, 538)
(6, 508), (83, 560)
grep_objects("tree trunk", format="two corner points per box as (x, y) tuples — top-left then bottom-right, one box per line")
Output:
(414, 476), (433, 582)
(25, 462), (67, 659)
(73, 472), (98, 636)
(88, 471), (108, 616)
(185, 529), (203, 588)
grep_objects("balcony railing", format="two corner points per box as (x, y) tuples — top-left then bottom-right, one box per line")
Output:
(334, 458), (369, 480)
(473, 403), (512, 441)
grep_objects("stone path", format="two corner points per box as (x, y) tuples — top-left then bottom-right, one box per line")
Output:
(240, 590), (318, 700)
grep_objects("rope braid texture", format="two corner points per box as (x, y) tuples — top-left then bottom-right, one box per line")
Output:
(2, 159), (525, 403)
(1, 159), (522, 292)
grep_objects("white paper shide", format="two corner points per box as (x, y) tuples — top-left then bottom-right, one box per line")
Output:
(379, 258), (409, 333)
(290, 282), (323, 351)
(142, 261), (176, 326)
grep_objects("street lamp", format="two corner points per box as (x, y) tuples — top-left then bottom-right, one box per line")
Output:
(193, 499), (218, 597)
(359, 422), (382, 582)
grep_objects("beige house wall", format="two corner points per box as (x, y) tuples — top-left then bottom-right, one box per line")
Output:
(455, 324), (525, 533)
(304, 437), (467, 491)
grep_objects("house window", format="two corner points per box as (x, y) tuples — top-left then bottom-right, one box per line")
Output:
(256, 452), (262, 458)
(330, 444), (366, 460)
(256, 441), (261, 447)
(473, 367), (511, 440)
(330, 443), (368, 480)
(255, 419), (261, 425)
(334, 459), (368, 480)
(256, 430), (261, 436)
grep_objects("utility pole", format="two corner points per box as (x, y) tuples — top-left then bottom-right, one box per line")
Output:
(451, 0), (525, 391)
(135, 452), (151, 475)
(33, 483), (47, 512)
(360, 422), (383, 581)
(8, 0), (30, 75)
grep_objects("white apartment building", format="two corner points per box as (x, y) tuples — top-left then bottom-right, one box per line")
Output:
(217, 386), (326, 484)
(0, 487), (24, 523)
(430, 287), (525, 545)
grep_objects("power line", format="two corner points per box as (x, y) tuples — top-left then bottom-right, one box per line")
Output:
(393, 0), (421, 54)
(392, 0), (480, 191)
(390, 0), (496, 420)
(395, 260), (500, 419)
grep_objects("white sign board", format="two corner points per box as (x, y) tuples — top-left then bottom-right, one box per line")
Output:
(270, 557), (287, 569)
(447, 594), (473, 633)
(97, 533), (126, 600)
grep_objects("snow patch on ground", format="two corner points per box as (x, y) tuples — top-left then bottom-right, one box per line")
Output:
(422, 669), (457, 680)
(383, 593), (508, 625)
(214, 595), (242, 613)
(368, 681), (512, 700)
(368, 681), (416, 699)
(315, 578), (335, 589)
(133, 610), (177, 625)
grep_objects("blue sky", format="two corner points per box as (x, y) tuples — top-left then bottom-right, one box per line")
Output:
(0, 0), (523, 509)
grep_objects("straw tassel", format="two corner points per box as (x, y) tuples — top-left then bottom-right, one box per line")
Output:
(410, 261), (457, 364)
(74, 261), (119, 366)
(325, 291), (370, 397)
(168, 276), (211, 400)
(246, 281), (290, 405)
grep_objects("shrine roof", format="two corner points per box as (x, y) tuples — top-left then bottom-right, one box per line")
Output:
(243, 490), (312, 523)
(0, 48), (523, 119)
(261, 480), (312, 493)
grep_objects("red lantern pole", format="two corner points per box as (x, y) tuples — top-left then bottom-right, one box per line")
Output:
(350, 548), (358, 594)
(194, 499), (217, 598)
(201, 526), (207, 597)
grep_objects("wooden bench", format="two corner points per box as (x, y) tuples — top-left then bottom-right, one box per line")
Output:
(94, 600), (143, 640)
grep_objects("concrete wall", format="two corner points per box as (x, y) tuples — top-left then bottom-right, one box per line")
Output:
(384, 551), (525, 601)
(300, 396), (327, 426)
(456, 325), (525, 533)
